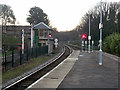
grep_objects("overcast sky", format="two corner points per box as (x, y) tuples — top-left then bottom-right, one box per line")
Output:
(0, 0), (119, 31)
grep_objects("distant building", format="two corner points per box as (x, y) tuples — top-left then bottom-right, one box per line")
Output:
(2, 25), (30, 37)
(2, 23), (54, 53)
(32, 22), (54, 53)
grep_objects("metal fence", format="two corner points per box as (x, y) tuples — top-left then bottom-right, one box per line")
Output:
(2, 46), (48, 71)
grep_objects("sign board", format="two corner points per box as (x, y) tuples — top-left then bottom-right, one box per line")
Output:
(99, 23), (103, 29)
(85, 41), (87, 44)
(54, 42), (58, 48)
(88, 36), (91, 40)
(82, 44), (84, 46)
(54, 38), (58, 42)
(99, 40), (102, 43)
(82, 41), (84, 44)
(55, 42), (58, 45)
(54, 38), (58, 48)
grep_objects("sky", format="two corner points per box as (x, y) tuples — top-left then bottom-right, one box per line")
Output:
(0, 0), (120, 31)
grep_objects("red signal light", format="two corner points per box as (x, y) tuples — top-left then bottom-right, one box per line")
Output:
(82, 34), (86, 39)
(49, 34), (52, 38)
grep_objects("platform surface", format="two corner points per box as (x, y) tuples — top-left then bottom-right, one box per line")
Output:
(58, 51), (119, 89)
(28, 51), (119, 89)
(28, 50), (80, 89)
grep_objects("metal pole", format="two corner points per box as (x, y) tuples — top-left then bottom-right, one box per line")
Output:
(22, 29), (24, 54)
(88, 15), (91, 53)
(5, 51), (6, 70)
(48, 31), (50, 55)
(92, 41), (94, 52)
(31, 25), (33, 48)
(12, 50), (14, 67)
(82, 41), (84, 52)
(20, 50), (22, 65)
(99, 0), (103, 65)
(85, 41), (87, 52)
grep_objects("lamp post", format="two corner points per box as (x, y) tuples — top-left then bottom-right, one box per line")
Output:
(99, 0), (103, 65)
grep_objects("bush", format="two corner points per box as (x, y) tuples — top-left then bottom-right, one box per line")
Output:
(103, 33), (120, 56)
(3, 35), (21, 50)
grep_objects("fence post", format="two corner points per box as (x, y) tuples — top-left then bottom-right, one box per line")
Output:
(47, 46), (48, 54)
(32, 48), (33, 58)
(12, 50), (14, 67)
(20, 50), (22, 65)
(40, 46), (42, 55)
(5, 51), (6, 71)
(36, 46), (37, 57)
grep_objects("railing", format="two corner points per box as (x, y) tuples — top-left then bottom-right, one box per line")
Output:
(2, 46), (48, 71)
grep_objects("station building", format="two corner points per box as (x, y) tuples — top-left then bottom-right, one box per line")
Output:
(32, 22), (54, 53)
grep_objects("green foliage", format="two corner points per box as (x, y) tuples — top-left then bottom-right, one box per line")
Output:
(27, 6), (50, 25)
(75, 2), (120, 46)
(3, 35), (21, 50)
(103, 33), (120, 56)
(1, 4), (16, 25)
(118, 12), (120, 33)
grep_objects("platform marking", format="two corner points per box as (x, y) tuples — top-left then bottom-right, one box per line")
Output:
(79, 55), (83, 57)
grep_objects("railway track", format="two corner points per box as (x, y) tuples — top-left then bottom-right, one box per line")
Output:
(2, 45), (72, 90)
(67, 44), (80, 50)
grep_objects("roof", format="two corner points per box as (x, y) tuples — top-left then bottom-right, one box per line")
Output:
(33, 22), (52, 30)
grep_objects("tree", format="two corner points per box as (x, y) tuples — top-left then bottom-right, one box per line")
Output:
(27, 6), (50, 25)
(75, 2), (120, 46)
(118, 12), (120, 33)
(103, 33), (120, 56)
(1, 4), (16, 26)
(0, 4), (16, 33)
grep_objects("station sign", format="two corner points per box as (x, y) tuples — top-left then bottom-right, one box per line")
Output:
(54, 38), (58, 48)
(99, 23), (103, 29)
(54, 38), (58, 42)
(88, 36), (91, 40)
(92, 41), (94, 44)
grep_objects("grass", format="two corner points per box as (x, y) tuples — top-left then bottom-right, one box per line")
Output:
(2, 47), (61, 84)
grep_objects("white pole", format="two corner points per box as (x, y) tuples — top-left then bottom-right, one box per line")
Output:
(48, 30), (50, 55)
(99, 0), (103, 65)
(31, 26), (33, 48)
(85, 41), (87, 52)
(0, 6), (2, 89)
(0, 6), (2, 53)
(82, 41), (84, 52)
(88, 15), (91, 53)
(92, 40), (94, 52)
(22, 29), (24, 54)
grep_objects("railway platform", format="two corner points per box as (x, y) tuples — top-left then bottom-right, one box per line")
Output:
(27, 50), (80, 89)
(58, 51), (119, 89)
(27, 50), (119, 89)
